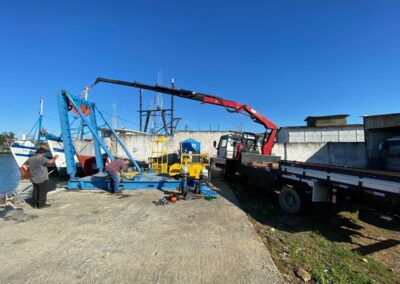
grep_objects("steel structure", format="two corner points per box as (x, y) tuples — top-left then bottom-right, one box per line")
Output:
(138, 87), (181, 135)
(91, 77), (278, 156)
(57, 90), (180, 190)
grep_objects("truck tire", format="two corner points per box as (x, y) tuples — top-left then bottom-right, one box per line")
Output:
(279, 187), (302, 214)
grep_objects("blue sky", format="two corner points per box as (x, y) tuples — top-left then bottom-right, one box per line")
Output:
(1, 0), (399, 137)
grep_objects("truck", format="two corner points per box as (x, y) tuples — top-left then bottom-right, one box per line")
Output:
(91, 77), (400, 217)
(213, 131), (399, 216)
(380, 136), (400, 171)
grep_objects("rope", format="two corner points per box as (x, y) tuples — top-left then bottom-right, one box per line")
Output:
(97, 108), (139, 127)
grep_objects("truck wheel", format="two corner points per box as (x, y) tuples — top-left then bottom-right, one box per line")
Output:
(279, 187), (302, 214)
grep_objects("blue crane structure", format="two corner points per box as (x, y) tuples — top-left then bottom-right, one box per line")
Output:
(57, 90), (181, 190)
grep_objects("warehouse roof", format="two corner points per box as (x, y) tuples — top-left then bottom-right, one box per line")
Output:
(279, 124), (363, 130)
(304, 114), (349, 122)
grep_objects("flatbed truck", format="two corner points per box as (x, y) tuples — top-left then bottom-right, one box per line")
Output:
(89, 76), (399, 218)
(228, 152), (400, 216)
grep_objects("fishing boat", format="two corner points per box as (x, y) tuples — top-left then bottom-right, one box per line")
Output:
(47, 134), (78, 175)
(9, 99), (49, 178)
(72, 139), (107, 176)
(9, 139), (40, 178)
(9, 99), (74, 177)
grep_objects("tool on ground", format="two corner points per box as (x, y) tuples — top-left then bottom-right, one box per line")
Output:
(169, 193), (178, 202)
(152, 197), (170, 206)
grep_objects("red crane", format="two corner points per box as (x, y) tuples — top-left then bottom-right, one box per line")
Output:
(91, 77), (278, 156)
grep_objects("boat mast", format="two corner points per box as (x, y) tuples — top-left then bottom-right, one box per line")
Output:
(79, 87), (90, 139)
(37, 98), (44, 145)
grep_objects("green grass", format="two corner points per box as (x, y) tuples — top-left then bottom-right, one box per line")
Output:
(230, 181), (396, 284)
(287, 231), (395, 284)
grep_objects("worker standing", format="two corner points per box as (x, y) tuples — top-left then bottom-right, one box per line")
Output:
(22, 147), (59, 209)
(105, 158), (130, 193)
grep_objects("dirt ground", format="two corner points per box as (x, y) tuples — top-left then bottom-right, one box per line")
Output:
(226, 177), (400, 284)
(2, 172), (399, 283)
(0, 182), (282, 283)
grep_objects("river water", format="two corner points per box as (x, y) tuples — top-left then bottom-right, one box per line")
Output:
(0, 154), (21, 194)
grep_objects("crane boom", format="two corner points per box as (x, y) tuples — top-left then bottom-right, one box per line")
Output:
(91, 77), (277, 155)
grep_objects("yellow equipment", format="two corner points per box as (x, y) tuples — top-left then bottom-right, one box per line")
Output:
(123, 171), (140, 180)
(150, 136), (168, 174)
(169, 153), (210, 179)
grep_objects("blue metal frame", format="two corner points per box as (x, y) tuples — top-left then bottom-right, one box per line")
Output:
(88, 104), (104, 172)
(67, 172), (181, 190)
(58, 92), (77, 177)
(95, 109), (142, 171)
(57, 90), (181, 191)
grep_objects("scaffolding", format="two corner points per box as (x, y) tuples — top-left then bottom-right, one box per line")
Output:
(150, 136), (168, 174)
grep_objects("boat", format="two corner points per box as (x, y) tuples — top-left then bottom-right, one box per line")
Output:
(9, 139), (39, 178)
(72, 139), (107, 176)
(46, 134), (81, 175)
(9, 99), (71, 177)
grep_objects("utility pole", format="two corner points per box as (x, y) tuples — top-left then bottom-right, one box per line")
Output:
(171, 78), (175, 136)
(112, 103), (118, 129)
(139, 89), (143, 132)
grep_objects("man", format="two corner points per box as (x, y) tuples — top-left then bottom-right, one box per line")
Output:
(22, 147), (59, 209)
(105, 158), (130, 193)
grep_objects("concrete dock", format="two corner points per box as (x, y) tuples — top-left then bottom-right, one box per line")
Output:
(0, 179), (282, 283)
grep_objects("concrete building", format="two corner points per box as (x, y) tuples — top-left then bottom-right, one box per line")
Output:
(101, 129), (231, 162)
(305, 114), (349, 127)
(277, 125), (364, 143)
(271, 142), (367, 168)
(363, 113), (400, 170)
(277, 114), (364, 143)
(100, 113), (400, 171)
(101, 128), (367, 168)
(274, 114), (366, 167)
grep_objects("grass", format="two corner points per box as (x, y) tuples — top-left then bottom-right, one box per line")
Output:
(286, 231), (394, 283)
(230, 182), (398, 284)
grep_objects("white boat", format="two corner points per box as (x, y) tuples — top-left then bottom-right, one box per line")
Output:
(47, 138), (80, 174)
(9, 99), (67, 178)
(9, 139), (37, 178)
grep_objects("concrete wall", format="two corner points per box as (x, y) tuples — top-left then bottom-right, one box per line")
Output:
(271, 142), (367, 168)
(103, 130), (366, 168)
(363, 113), (400, 169)
(277, 126), (364, 143)
(364, 113), (400, 130)
(104, 131), (231, 162)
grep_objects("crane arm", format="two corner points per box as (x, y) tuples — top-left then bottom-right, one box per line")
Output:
(91, 77), (277, 155)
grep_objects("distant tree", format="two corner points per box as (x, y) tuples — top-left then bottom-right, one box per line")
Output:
(0, 132), (15, 146)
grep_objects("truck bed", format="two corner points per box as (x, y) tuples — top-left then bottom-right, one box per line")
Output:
(281, 161), (400, 181)
(280, 160), (400, 197)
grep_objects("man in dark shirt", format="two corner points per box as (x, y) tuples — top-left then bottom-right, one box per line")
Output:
(105, 158), (129, 193)
(22, 147), (59, 208)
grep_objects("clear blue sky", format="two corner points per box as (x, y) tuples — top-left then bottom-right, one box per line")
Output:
(1, 0), (400, 137)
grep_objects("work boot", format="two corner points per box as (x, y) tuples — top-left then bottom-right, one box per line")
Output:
(38, 204), (51, 209)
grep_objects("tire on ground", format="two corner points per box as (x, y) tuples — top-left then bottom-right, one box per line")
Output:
(279, 186), (303, 214)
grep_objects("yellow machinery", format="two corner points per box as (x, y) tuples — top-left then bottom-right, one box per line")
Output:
(169, 153), (210, 179)
(150, 136), (168, 174)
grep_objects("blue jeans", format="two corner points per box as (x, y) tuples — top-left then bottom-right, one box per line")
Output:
(107, 172), (120, 193)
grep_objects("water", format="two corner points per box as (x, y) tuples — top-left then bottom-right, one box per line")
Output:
(0, 154), (21, 194)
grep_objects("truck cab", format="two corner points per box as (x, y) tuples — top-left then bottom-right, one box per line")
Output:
(215, 132), (264, 160)
(216, 134), (240, 160)
(381, 136), (400, 171)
